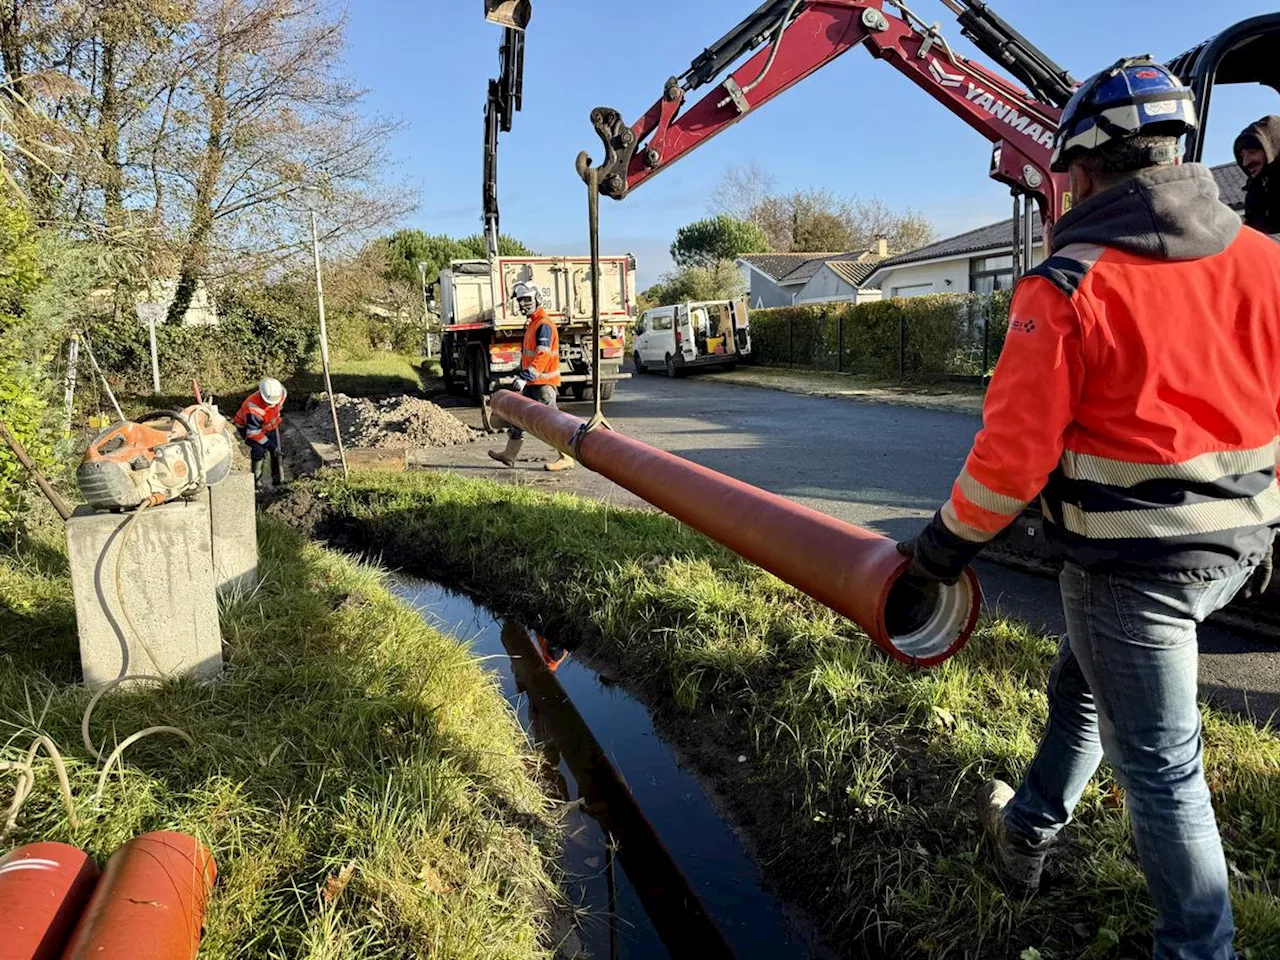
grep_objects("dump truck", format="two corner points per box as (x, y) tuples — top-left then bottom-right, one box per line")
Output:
(437, 254), (637, 402)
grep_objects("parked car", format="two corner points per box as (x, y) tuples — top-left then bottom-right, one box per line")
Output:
(634, 298), (751, 377)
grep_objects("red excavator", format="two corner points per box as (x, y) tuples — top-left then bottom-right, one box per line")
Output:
(576, 0), (1280, 633)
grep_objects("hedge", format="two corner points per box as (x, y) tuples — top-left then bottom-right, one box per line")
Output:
(749, 292), (1013, 378)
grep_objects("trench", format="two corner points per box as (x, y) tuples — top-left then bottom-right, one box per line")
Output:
(391, 577), (812, 960)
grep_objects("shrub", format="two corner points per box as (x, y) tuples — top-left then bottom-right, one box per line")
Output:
(748, 292), (1013, 377)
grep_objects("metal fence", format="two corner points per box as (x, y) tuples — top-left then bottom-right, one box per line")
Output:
(748, 292), (1013, 381)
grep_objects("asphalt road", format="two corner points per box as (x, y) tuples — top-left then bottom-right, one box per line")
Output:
(425, 372), (1280, 723)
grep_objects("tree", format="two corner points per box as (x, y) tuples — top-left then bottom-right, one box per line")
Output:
(642, 259), (745, 307)
(670, 215), (768, 269)
(380, 230), (535, 289)
(710, 165), (936, 254)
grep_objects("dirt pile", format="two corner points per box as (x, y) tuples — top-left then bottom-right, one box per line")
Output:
(305, 393), (480, 448)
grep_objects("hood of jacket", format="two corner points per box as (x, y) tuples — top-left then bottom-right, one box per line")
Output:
(1235, 115), (1280, 169)
(1051, 163), (1239, 261)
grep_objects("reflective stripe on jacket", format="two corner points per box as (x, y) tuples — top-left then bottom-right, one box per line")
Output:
(936, 165), (1280, 579)
(234, 390), (285, 443)
(519, 309), (561, 387)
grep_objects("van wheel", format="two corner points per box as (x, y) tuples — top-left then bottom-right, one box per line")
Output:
(633, 351), (645, 374)
(665, 353), (680, 379)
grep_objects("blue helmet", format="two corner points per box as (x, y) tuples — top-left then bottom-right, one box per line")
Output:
(1050, 56), (1197, 173)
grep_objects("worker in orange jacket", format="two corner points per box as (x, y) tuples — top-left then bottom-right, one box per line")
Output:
(899, 59), (1280, 960)
(234, 377), (287, 489)
(489, 281), (575, 472)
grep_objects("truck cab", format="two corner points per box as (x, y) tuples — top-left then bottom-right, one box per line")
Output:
(634, 298), (751, 378)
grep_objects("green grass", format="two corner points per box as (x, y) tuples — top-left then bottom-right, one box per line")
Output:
(308, 470), (1280, 960)
(112, 352), (432, 422)
(0, 514), (559, 958)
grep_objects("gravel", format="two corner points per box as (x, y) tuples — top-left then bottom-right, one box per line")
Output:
(305, 393), (480, 448)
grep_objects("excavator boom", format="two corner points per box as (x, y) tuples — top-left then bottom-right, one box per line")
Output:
(582, 0), (1074, 229)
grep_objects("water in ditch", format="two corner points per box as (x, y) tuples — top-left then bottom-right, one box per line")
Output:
(391, 577), (811, 960)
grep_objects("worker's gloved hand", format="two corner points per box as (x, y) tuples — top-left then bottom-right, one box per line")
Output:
(1238, 533), (1276, 601)
(895, 511), (982, 586)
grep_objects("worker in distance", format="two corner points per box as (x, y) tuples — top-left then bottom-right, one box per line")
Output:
(488, 281), (575, 472)
(1234, 115), (1280, 235)
(898, 58), (1280, 960)
(233, 377), (287, 490)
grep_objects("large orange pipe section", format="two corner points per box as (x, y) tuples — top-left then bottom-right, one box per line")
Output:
(491, 390), (981, 665)
(61, 832), (216, 960)
(0, 843), (99, 960)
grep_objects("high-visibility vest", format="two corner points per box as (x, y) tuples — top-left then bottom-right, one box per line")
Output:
(233, 390), (284, 442)
(520, 309), (561, 386)
(941, 224), (1280, 577)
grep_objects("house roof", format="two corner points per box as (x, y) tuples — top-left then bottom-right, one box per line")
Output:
(1213, 161), (1246, 210)
(738, 253), (842, 283)
(739, 248), (885, 286)
(867, 162), (1248, 282)
(825, 256), (888, 287)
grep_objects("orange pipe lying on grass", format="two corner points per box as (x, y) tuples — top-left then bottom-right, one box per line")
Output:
(490, 389), (981, 666)
(0, 842), (99, 960)
(60, 832), (216, 960)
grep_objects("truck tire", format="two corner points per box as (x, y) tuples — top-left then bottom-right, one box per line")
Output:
(572, 384), (586, 401)
(466, 347), (489, 403)
(597, 382), (616, 401)
(441, 334), (464, 395)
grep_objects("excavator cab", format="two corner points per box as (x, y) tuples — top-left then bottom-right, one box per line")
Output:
(1168, 14), (1280, 162)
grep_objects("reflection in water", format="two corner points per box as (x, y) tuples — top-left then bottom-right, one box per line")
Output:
(499, 620), (734, 959)
(392, 578), (810, 960)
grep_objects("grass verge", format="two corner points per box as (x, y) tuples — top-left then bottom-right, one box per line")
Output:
(0, 513), (559, 959)
(295, 470), (1280, 960)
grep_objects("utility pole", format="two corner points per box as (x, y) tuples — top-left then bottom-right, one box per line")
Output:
(418, 261), (433, 359)
(309, 206), (349, 478)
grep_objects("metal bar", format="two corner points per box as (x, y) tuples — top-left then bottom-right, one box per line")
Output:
(837, 311), (844, 373)
(64, 334), (80, 433)
(588, 168), (603, 416)
(311, 209), (348, 478)
(0, 419), (74, 520)
(491, 391), (981, 666)
(79, 332), (125, 424)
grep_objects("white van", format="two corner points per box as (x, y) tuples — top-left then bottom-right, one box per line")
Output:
(633, 297), (751, 377)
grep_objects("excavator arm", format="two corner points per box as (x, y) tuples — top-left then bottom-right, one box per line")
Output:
(581, 0), (1075, 227)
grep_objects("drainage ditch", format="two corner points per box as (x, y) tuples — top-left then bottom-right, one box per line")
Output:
(392, 577), (812, 960)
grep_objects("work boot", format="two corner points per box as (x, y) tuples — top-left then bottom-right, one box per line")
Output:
(545, 451), (576, 472)
(978, 780), (1046, 892)
(488, 437), (523, 467)
(251, 458), (266, 490)
(270, 451), (286, 488)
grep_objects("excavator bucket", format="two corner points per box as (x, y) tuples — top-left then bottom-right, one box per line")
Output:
(484, 0), (531, 30)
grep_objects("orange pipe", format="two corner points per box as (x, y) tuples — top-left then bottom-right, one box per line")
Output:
(491, 390), (981, 665)
(60, 832), (215, 960)
(0, 843), (99, 960)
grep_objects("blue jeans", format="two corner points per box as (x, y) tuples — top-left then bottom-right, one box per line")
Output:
(1004, 562), (1250, 960)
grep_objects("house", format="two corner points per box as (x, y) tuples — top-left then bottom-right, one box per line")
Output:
(737, 239), (889, 309)
(863, 161), (1248, 299)
(88, 276), (220, 326)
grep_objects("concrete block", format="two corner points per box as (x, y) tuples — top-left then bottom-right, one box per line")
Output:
(206, 472), (258, 596)
(65, 500), (223, 690)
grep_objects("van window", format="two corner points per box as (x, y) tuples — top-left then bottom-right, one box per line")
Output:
(636, 316), (648, 334)
(652, 314), (673, 331)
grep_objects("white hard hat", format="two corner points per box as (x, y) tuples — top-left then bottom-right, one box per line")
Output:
(512, 281), (542, 307)
(259, 377), (286, 405)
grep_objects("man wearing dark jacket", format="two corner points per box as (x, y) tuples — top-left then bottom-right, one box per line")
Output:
(900, 59), (1280, 960)
(1235, 115), (1280, 234)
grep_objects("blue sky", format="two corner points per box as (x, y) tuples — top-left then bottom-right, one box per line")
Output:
(342, 1), (1278, 288)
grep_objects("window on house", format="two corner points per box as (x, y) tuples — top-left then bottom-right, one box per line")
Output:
(970, 254), (1015, 295)
(891, 283), (933, 298)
